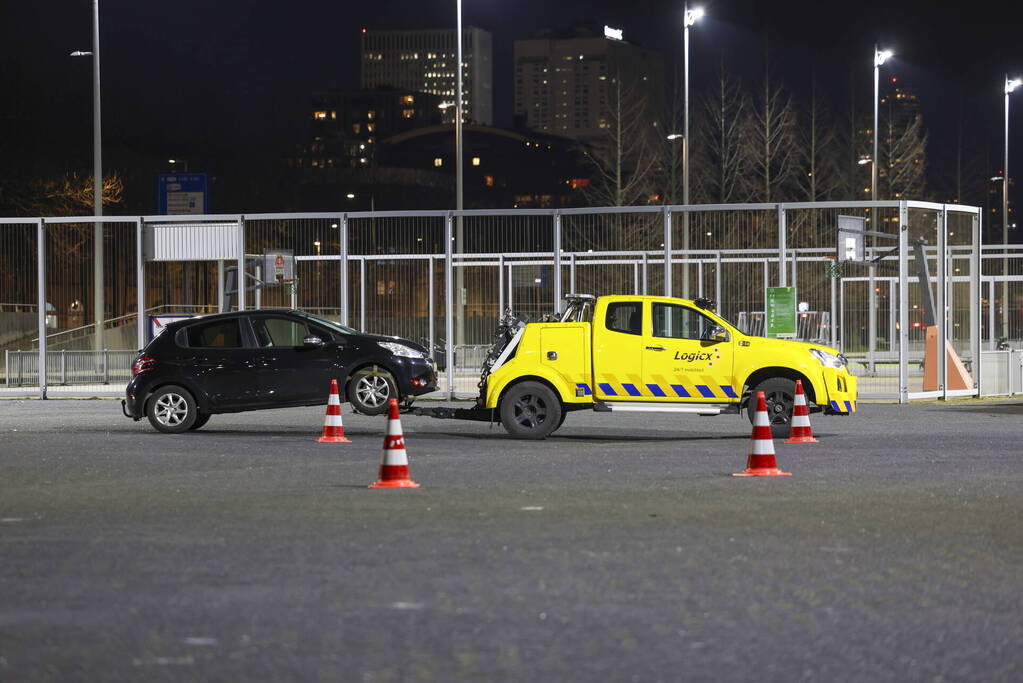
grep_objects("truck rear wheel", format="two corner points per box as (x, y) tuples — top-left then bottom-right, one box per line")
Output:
(500, 381), (563, 440)
(748, 377), (795, 439)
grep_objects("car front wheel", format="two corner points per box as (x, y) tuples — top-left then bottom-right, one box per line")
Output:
(146, 385), (198, 434)
(747, 377), (795, 439)
(347, 366), (397, 415)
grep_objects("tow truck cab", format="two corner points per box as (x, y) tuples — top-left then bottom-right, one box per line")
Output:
(482, 294), (857, 439)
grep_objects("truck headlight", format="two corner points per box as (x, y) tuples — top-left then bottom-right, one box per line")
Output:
(810, 348), (848, 369)
(378, 341), (426, 358)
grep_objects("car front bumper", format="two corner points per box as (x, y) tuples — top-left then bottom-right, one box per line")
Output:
(822, 369), (858, 414)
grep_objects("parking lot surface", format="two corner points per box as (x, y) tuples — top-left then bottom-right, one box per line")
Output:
(1, 398), (1022, 681)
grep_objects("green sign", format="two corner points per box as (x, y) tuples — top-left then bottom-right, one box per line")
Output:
(766, 287), (797, 338)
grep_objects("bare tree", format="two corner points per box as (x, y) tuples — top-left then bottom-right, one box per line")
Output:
(879, 113), (928, 200)
(746, 48), (798, 203)
(691, 61), (751, 204)
(795, 71), (842, 202)
(583, 73), (659, 208)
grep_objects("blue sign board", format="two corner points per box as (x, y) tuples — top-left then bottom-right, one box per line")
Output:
(157, 173), (209, 215)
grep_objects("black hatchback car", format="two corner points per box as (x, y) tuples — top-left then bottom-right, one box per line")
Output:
(123, 310), (438, 433)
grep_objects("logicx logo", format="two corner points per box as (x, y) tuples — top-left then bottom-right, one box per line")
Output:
(673, 351), (714, 362)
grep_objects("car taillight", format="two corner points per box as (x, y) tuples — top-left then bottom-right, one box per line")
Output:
(132, 356), (157, 377)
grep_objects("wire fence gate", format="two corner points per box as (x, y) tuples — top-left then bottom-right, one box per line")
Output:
(5, 201), (1022, 401)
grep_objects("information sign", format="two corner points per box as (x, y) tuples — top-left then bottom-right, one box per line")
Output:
(157, 173), (209, 215)
(766, 287), (797, 339)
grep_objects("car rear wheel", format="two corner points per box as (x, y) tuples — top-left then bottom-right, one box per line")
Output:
(348, 365), (397, 415)
(747, 377), (795, 439)
(500, 381), (563, 440)
(146, 385), (197, 434)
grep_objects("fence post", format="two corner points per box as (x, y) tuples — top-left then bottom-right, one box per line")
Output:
(937, 208), (948, 398)
(898, 201), (910, 403)
(37, 218), (47, 399)
(552, 210), (562, 310)
(972, 210), (982, 395)
(339, 214), (349, 326)
(444, 212), (455, 400)
(136, 217), (146, 351)
(498, 253), (505, 318)
(104, 349), (110, 384)
(61, 349), (66, 386)
(359, 258), (366, 332)
(778, 205), (787, 287)
(663, 206), (673, 297)
(237, 216), (246, 311)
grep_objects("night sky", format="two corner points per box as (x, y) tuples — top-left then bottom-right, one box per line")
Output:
(2, 0), (1022, 208)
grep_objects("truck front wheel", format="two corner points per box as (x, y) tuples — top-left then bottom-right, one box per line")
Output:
(748, 377), (795, 439)
(500, 381), (563, 440)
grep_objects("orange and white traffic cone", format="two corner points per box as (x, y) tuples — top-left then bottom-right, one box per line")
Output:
(733, 391), (792, 477)
(369, 398), (420, 489)
(316, 379), (352, 443)
(784, 379), (819, 444)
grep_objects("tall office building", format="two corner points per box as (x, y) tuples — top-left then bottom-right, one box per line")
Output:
(514, 25), (664, 142)
(361, 28), (493, 125)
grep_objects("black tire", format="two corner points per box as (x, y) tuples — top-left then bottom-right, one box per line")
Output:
(747, 377), (795, 439)
(146, 385), (197, 434)
(499, 381), (563, 440)
(188, 412), (211, 431)
(347, 365), (397, 415)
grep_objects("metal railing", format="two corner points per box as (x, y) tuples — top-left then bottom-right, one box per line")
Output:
(5, 349), (135, 386)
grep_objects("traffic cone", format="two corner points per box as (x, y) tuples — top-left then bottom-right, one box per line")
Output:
(784, 379), (819, 444)
(369, 398), (420, 489)
(316, 379), (352, 443)
(733, 391), (792, 477)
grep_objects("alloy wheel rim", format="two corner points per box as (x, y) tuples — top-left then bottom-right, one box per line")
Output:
(155, 393), (188, 426)
(513, 394), (547, 428)
(357, 375), (390, 407)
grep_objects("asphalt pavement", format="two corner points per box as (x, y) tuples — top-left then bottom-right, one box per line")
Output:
(1, 398), (1021, 682)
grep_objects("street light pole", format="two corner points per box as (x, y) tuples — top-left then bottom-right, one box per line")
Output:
(681, 4), (703, 299)
(89, 0), (104, 351)
(454, 0), (465, 346)
(1002, 76), (1021, 338)
(872, 46), (892, 201)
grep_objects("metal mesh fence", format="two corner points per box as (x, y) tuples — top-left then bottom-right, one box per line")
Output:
(0, 203), (1004, 399)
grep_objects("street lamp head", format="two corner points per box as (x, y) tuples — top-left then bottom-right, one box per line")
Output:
(684, 6), (705, 27)
(858, 158), (872, 165)
(346, 193), (356, 199)
(69, 50), (93, 57)
(667, 133), (683, 140)
(1006, 77), (1022, 94)
(874, 49), (893, 67)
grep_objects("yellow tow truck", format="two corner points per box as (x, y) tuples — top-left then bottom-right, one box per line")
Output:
(420, 294), (858, 439)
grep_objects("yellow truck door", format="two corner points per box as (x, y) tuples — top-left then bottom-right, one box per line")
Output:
(592, 299), (645, 400)
(643, 300), (739, 403)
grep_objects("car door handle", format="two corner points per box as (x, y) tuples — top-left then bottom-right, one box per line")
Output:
(646, 346), (667, 351)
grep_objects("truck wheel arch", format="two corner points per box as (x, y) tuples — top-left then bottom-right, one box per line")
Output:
(497, 375), (565, 408)
(741, 367), (817, 407)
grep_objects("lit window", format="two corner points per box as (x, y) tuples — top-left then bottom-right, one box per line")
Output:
(484, 175), (494, 187)
(367, 110), (376, 120)
(401, 94), (415, 104)
(472, 157), (481, 166)
(314, 111), (328, 120)
(434, 157), (443, 167)
(402, 108), (415, 118)
(366, 123), (375, 132)
(352, 123), (361, 134)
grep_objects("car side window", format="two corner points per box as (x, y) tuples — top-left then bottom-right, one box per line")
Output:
(254, 317), (309, 348)
(652, 303), (714, 341)
(186, 319), (243, 348)
(606, 302), (642, 335)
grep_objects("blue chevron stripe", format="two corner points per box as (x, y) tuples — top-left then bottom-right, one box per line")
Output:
(576, 383), (592, 396)
(598, 382), (617, 396)
(670, 384), (690, 397)
(622, 383), (642, 397)
(646, 384), (667, 397)
(720, 385), (738, 398)
(695, 385), (716, 398)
